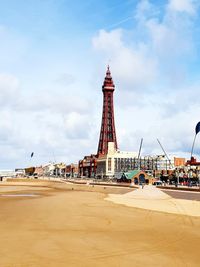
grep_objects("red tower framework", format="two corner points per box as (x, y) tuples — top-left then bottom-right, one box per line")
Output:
(97, 66), (118, 155)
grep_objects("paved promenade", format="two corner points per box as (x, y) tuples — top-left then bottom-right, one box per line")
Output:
(106, 185), (200, 217)
(162, 189), (200, 201)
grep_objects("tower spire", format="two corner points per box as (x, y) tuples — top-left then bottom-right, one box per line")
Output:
(97, 66), (118, 155)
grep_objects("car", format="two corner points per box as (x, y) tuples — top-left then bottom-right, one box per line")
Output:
(33, 173), (38, 179)
(152, 181), (163, 186)
(190, 181), (199, 187)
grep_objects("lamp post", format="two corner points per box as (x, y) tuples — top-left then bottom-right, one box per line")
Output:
(188, 169), (193, 187)
(198, 170), (200, 188)
(177, 171), (180, 185)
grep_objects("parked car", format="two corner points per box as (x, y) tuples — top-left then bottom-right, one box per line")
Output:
(33, 173), (38, 179)
(152, 181), (163, 186)
(190, 181), (199, 187)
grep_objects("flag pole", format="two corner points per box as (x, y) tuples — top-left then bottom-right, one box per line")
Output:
(137, 138), (143, 160)
(190, 121), (200, 161)
(191, 134), (197, 159)
(137, 138), (143, 170)
(29, 152), (34, 166)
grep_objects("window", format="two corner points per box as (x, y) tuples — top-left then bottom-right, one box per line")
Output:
(108, 158), (112, 171)
(108, 133), (113, 140)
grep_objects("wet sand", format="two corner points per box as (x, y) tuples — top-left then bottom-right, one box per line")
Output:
(0, 180), (199, 267)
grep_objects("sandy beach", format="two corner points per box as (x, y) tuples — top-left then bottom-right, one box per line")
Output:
(0, 180), (199, 267)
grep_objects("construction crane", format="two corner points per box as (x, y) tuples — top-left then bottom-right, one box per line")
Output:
(157, 138), (173, 169)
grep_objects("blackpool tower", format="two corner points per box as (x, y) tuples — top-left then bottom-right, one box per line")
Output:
(97, 66), (118, 155)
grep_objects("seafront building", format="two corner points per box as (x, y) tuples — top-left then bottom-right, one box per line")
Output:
(78, 154), (97, 178)
(96, 142), (137, 178)
(65, 163), (78, 177)
(96, 143), (182, 179)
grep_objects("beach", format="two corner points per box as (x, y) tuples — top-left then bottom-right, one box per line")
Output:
(0, 180), (199, 267)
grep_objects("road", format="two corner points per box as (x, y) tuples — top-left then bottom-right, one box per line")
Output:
(161, 189), (200, 201)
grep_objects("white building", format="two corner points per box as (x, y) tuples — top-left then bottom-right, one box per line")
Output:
(96, 142), (175, 179)
(96, 142), (138, 178)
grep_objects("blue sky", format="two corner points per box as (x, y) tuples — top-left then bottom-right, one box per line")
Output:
(0, 0), (200, 169)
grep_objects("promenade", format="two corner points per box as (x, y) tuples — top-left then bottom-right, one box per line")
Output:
(106, 185), (200, 217)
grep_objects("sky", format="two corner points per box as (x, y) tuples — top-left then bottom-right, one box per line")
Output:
(0, 0), (200, 169)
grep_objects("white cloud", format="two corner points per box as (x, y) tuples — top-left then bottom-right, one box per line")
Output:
(146, 18), (193, 61)
(0, 69), (96, 168)
(168, 0), (198, 15)
(93, 29), (123, 51)
(92, 0), (200, 159)
(0, 0), (200, 169)
(135, 0), (158, 23)
(92, 0), (197, 95)
(64, 112), (92, 139)
(92, 29), (157, 91)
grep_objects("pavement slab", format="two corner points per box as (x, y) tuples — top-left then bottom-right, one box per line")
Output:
(105, 185), (200, 217)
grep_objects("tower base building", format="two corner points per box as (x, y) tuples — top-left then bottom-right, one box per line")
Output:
(96, 142), (138, 179)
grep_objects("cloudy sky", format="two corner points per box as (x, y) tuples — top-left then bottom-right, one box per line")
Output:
(0, 0), (200, 169)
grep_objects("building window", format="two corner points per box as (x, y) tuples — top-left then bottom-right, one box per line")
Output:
(108, 133), (113, 140)
(108, 158), (112, 171)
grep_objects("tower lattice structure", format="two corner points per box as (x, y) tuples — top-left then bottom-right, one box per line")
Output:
(97, 66), (118, 155)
